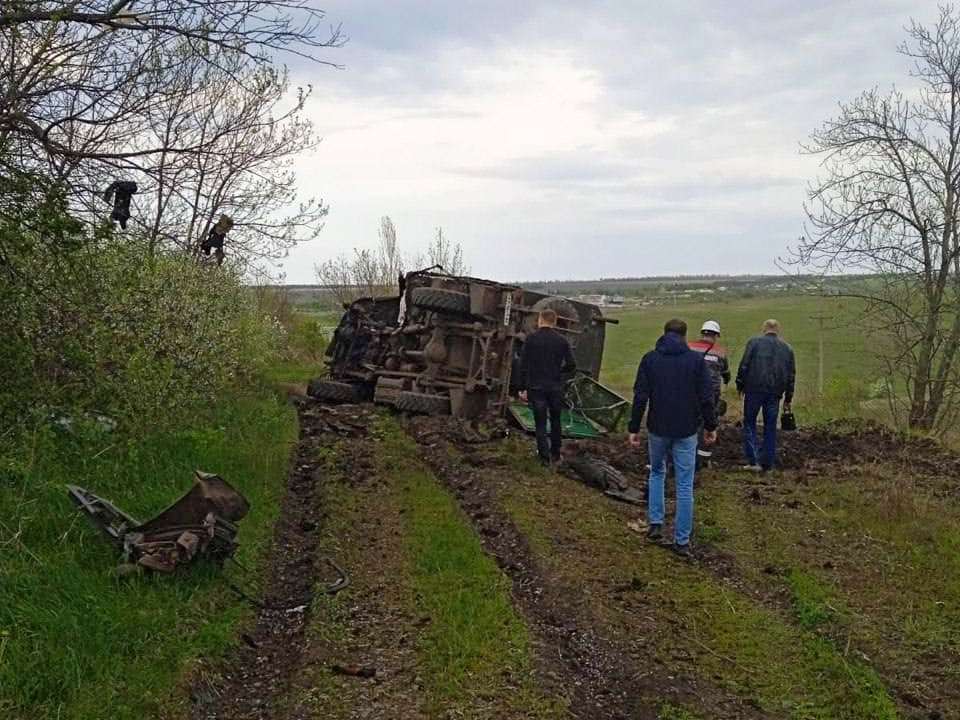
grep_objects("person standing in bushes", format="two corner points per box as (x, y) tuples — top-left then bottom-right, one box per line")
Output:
(628, 318), (717, 558)
(689, 320), (731, 469)
(736, 319), (796, 473)
(518, 308), (577, 466)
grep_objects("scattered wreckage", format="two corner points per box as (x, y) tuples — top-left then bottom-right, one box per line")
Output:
(560, 447), (644, 505)
(310, 269), (628, 436)
(67, 471), (249, 573)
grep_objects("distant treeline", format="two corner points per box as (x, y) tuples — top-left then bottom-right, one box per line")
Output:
(266, 274), (869, 310)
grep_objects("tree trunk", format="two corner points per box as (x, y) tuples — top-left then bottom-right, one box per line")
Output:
(909, 317), (939, 430)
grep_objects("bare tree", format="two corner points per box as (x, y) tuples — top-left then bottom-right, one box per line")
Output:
(798, 6), (960, 432)
(0, 1), (342, 261)
(315, 218), (469, 306)
(377, 216), (404, 284)
(416, 226), (468, 275)
(0, 2), (342, 158)
(132, 45), (327, 261)
(315, 216), (404, 304)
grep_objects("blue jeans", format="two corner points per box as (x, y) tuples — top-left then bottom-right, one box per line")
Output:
(743, 392), (780, 469)
(647, 432), (697, 546)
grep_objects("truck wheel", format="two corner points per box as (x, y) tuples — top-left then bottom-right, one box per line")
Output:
(307, 379), (360, 403)
(394, 391), (450, 416)
(525, 296), (580, 333)
(409, 287), (471, 315)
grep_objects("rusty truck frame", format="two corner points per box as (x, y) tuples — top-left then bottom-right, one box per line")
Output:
(310, 270), (622, 422)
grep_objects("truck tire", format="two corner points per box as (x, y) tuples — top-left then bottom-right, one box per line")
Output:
(525, 296), (580, 333)
(409, 287), (471, 315)
(394, 391), (450, 416)
(307, 379), (360, 403)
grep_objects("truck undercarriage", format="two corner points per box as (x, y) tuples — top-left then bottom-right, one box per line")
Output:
(311, 270), (627, 432)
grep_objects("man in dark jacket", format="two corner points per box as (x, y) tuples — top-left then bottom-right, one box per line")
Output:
(519, 308), (577, 465)
(628, 319), (717, 557)
(736, 319), (796, 472)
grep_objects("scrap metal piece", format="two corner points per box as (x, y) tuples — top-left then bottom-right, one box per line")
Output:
(561, 454), (644, 505)
(320, 557), (350, 595)
(67, 470), (249, 572)
(102, 180), (138, 229)
(67, 484), (139, 548)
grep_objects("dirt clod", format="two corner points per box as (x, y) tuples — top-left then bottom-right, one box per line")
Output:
(331, 664), (377, 679)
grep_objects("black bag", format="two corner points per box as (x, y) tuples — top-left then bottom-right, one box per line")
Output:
(781, 410), (797, 431)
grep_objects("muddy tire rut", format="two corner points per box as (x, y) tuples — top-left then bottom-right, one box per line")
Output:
(189, 401), (954, 719)
(405, 417), (773, 720)
(190, 400), (347, 720)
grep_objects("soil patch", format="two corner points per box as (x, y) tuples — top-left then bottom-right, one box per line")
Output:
(282, 428), (428, 720)
(577, 419), (960, 488)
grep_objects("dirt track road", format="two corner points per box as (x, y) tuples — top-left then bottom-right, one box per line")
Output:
(189, 400), (960, 720)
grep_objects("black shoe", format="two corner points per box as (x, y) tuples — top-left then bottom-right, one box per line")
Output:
(646, 524), (663, 542)
(670, 543), (693, 559)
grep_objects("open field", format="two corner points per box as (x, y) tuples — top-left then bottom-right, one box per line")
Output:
(599, 295), (873, 423)
(4, 291), (956, 720)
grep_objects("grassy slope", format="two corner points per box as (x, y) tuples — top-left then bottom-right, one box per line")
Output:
(600, 296), (872, 422)
(0, 393), (297, 720)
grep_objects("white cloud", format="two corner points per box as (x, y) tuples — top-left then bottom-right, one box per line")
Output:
(280, 0), (940, 282)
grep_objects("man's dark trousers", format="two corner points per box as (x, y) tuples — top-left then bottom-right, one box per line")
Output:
(743, 391), (780, 469)
(528, 389), (564, 462)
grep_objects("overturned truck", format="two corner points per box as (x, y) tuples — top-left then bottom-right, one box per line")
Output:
(310, 270), (627, 431)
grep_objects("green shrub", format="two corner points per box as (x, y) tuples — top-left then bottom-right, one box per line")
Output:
(1, 217), (280, 435)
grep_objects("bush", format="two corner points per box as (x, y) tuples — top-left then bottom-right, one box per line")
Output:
(1, 224), (280, 435)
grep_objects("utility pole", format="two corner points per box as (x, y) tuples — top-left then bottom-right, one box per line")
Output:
(809, 313), (833, 403)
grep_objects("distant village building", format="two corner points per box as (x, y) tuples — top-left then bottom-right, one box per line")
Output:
(576, 294), (624, 307)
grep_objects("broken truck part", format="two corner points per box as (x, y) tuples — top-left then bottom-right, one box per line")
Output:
(67, 470), (249, 572)
(311, 269), (627, 431)
(560, 451), (644, 505)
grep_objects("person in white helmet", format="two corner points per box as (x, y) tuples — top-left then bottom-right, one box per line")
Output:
(688, 320), (731, 468)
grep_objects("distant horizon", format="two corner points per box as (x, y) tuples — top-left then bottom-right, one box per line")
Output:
(273, 271), (868, 289)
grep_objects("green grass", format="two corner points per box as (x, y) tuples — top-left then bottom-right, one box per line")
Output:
(378, 421), (566, 718)
(599, 295), (873, 422)
(0, 392), (297, 720)
(658, 703), (703, 720)
(785, 569), (842, 631)
(699, 469), (960, 694)
(264, 357), (321, 385)
(499, 462), (898, 720)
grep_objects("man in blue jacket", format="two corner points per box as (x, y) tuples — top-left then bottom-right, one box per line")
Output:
(736, 319), (796, 473)
(628, 319), (717, 557)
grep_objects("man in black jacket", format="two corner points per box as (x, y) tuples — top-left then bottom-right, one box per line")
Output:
(628, 319), (717, 557)
(519, 308), (577, 465)
(736, 319), (796, 472)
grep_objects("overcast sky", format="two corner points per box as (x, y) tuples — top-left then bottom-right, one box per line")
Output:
(281, 0), (938, 283)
